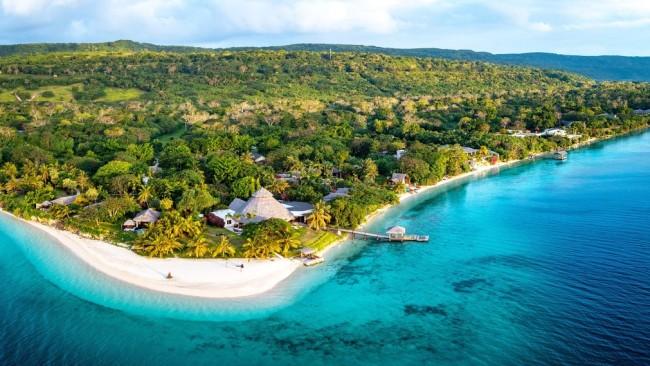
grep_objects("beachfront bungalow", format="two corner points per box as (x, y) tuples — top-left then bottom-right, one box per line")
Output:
(122, 219), (137, 231)
(323, 187), (351, 202)
(390, 173), (410, 185)
(206, 209), (237, 229)
(131, 208), (161, 228)
(36, 194), (79, 209)
(553, 151), (568, 160)
(386, 226), (406, 241)
(281, 201), (314, 223)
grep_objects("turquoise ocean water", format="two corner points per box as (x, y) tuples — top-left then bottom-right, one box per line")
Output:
(1, 131), (649, 365)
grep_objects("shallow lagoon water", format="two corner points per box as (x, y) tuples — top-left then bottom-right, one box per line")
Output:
(1, 132), (649, 365)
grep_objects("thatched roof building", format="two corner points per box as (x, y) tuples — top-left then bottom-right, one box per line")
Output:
(391, 173), (410, 185)
(235, 188), (294, 221)
(37, 194), (79, 209)
(133, 208), (161, 225)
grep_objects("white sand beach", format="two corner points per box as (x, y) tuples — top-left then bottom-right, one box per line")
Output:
(2, 212), (301, 299)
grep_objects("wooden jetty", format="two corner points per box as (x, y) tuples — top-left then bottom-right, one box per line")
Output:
(332, 226), (429, 243)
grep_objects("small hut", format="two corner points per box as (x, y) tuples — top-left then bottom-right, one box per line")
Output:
(386, 226), (406, 241)
(122, 219), (137, 231)
(133, 208), (161, 228)
(553, 151), (568, 160)
(390, 173), (410, 185)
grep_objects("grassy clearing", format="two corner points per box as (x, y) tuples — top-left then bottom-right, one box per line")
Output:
(0, 84), (142, 103)
(205, 226), (245, 248)
(97, 87), (143, 102)
(297, 227), (342, 251)
(155, 126), (186, 144)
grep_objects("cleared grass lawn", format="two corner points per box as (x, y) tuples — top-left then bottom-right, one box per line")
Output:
(0, 84), (77, 102)
(297, 227), (342, 251)
(205, 226), (245, 248)
(97, 87), (143, 102)
(155, 126), (186, 144)
(0, 84), (142, 103)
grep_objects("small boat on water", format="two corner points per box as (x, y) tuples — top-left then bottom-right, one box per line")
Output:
(553, 150), (568, 160)
(299, 247), (324, 266)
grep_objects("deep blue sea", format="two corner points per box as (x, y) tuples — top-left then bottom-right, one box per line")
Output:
(1, 131), (649, 366)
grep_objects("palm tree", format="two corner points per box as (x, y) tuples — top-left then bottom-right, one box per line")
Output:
(242, 238), (261, 259)
(38, 165), (50, 183)
(50, 205), (71, 221)
(362, 158), (378, 183)
(186, 235), (210, 258)
(1, 162), (18, 179)
(137, 185), (153, 207)
(212, 236), (236, 258)
(306, 201), (331, 231)
(160, 198), (174, 211)
(134, 231), (182, 258)
(276, 229), (300, 257)
(269, 179), (289, 196)
(178, 215), (202, 238)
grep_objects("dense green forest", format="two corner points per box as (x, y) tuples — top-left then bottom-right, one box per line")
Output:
(257, 44), (650, 82)
(0, 47), (648, 258)
(3, 40), (650, 81)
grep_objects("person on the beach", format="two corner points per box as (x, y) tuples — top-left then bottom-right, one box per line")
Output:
(166, 272), (173, 279)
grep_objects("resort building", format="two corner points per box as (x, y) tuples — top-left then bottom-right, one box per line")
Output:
(553, 151), (568, 160)
(390, 173), (410, 185)
(394, 149), (407, 160)
(323, 187), (351, 202)
(280, 201), (314, 223)
(206, 209), (237, 229)
(208, 188), (317, 231)
(132, 208), (161, 228)
(238, 188), (294, 221)
(543, 128), (567, 137)
(36, 194), (79, 209)
(386, 226), (406, 241)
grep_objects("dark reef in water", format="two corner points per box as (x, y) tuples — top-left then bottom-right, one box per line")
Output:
(404, 304), (448, 317)
(452, 278), (489, 293)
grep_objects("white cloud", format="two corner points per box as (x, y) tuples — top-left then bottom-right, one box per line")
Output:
(1, 0), (76, 16)
(3, 0), (650, 55)
(212, 0), (439, 34)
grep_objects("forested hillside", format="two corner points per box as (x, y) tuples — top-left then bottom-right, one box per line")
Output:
(0, 48), (648, 257)
(259, 44), (650, 82)
(3, 40), (650, 81)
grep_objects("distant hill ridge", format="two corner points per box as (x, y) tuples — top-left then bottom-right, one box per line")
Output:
(2, 40), (650, 82)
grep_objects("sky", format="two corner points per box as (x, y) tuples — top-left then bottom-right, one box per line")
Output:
(1, 0), (650, 56)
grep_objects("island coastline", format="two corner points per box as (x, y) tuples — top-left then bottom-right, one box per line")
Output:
(1, 131), (645, 300)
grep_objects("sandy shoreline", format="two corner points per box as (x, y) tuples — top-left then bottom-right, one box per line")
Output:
(0, 132), (629, 300)
(0, 210), (301, 299)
